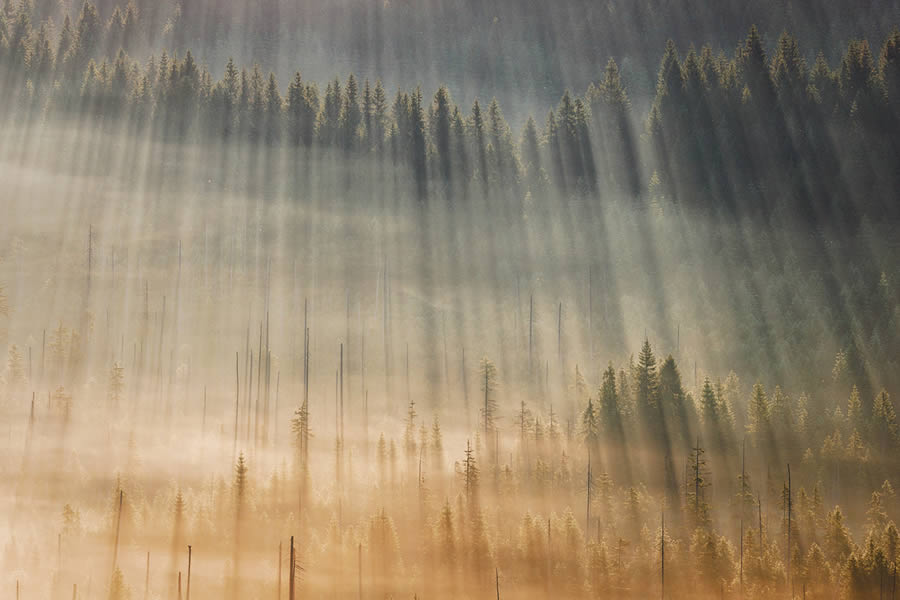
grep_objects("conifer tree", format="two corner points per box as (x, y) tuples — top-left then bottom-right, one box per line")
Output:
(634, 339), (660, 433)
(371, 80), (387, 152)
(747, 383), (770, 439)
(404, 397), (418, 460)
(598, 364), (623, 440)
(409, 87), (427, 198)
(470, 99), (488, 192)
(520, 116), (541, 186)
(431, 415), (444, 476)
(581, 397), (600, 454)
(478, 357), (498, 438)
(432, 86), (452, 183)
(341, 73), (361, 150)
(263, 72), (282, 145)
(871, 390), (898, 453)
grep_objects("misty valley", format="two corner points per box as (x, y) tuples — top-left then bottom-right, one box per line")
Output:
(1, 2), (900, 599)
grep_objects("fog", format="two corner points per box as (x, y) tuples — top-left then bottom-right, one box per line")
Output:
(1, 9), (900, 599)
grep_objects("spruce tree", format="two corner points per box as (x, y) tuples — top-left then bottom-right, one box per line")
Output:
(432, 86), (452, 183)
(634, 339), (659, 433)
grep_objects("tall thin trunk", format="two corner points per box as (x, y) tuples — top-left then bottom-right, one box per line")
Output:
(787, 463), (792, 598)
(234, 352), (240, 461)
(111, 491), (124, 576)
(528, 294), (533, 374)
(661, 510), (665, 600)
(289, 536), (295, 600)
(186, 545), (191, 600)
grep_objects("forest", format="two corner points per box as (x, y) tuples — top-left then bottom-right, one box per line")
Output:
(1, 0), (900, 599)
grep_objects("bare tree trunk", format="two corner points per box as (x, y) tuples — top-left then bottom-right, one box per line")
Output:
(289, 536), (295, 600)
(787, 463), (792, 598)
(247, 349), (253, 443)
(661, 510), (665, 600)
(186, 545), (191, 600)
(234, 352), (240, 461)
(274, 371), (280, 444)
(111, 490), (124, 577)
(528, 294), (533, 374)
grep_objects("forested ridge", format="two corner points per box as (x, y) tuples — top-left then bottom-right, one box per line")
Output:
(1, 1), (900, 218)
(6, 0), (900, 102)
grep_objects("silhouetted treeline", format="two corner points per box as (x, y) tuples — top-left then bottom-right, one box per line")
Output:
(9, 0), (900, 104)
(1, 11), (899, 218)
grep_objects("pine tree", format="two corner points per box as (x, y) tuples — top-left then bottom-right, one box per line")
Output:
(479, 357), (498, 438)
(747, 383), (770, 438)
(57, 14), (74, 73)
(409, 87), (428, 198)
(700, 377), (718, 426)
(520, 116), (541, 186)
(880, 28), (900, 113)
(515, 400), (533, 448)
(635, 339), (660, 433)
(431, 415), (444, 476)
(432, 86), (453, 183)
(470, 99), (488, 192)
(823, 506), (853, 564)
(362, 78), (373, 149)
(872, 390), (898, 453)
(580, 397), (600, 454)
(286, 71), (317, 147)
(371, 80), (387, 152)
(741, 25), (775, 109)
(318, 77), (342, 146)
(487, 97), (517, 187)
(436, 500), (456, 580)
(653, 39), (684, 127)
(341, 73), (361, 150)
(658, 355), (690, 448)
(30, 22), (54, 85)
(263, 72), (282, 145)
(598, 364), (623, 441)
(74, 1), (102, 70)
(463, 439), (479, 501)
(772, 32), (808, 109)
(847, 385), (864, 434)
(688, 438), (710, 527)
(404, 397), (418, 459)
(234, 452), (248, 519)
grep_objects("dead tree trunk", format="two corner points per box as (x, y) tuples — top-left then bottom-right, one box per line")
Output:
(186, 545), (191, 600)
(111, 490), (124, 576)
(289, 536), (295, 600)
